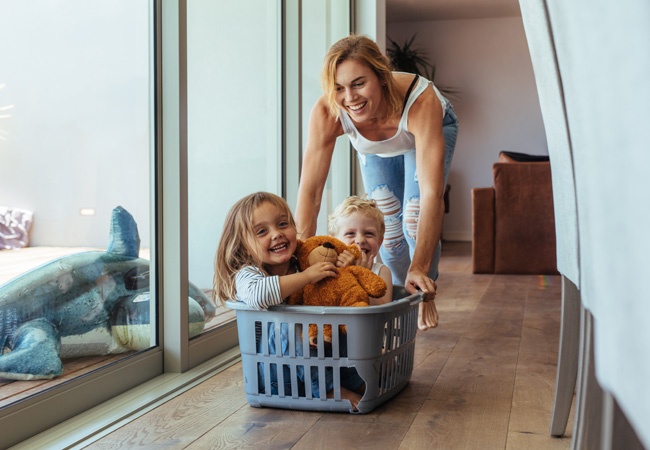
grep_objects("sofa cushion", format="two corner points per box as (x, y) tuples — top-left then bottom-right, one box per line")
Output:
(499, 151), (550, 163)
(493, 162), (558, 274)
(472, 188), (496, 273)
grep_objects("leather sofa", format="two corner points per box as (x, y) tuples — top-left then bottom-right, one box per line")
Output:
(472, 151), (558, 274)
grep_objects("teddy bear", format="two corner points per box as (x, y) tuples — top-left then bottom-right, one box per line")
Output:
(287, 235), (387, 346)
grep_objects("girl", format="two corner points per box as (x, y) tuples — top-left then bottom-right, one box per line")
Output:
(213, 191), (337, 310)
(213, 191), (364, 409)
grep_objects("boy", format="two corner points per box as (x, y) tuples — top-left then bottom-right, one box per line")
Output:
(329, 196), (393, 305)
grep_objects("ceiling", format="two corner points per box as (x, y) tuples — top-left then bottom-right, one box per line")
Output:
(386, 0), (522, 23)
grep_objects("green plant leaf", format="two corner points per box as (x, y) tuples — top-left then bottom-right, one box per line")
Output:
(387, 33), (460, 100)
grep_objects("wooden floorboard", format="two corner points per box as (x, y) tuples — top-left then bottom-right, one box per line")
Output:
(84, 242), (573, 450)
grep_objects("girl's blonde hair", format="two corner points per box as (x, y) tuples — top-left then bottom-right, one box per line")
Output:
(328, 195), (386, 238)
(213, 191), (296, 304)
(322, 34), (401, 120)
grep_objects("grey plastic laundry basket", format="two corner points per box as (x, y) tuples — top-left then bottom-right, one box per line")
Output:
(226, 286), (423, 414)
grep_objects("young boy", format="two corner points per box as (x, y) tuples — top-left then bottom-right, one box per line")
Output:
(328, 196), (393, 305)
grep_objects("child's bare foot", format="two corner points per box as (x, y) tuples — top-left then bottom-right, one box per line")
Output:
(336, 387), (362, 411)
(418, 298), (439, 330)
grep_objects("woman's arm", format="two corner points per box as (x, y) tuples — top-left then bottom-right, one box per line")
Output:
(295, 97), (344, 238)
(405, 87), (446, 296)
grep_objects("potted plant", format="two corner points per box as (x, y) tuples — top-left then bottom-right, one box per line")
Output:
(387, 34), (458, 99)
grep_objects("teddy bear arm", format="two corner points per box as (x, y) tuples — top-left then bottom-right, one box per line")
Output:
(287, 289), (304, 305)
(347, 266), (387, 298)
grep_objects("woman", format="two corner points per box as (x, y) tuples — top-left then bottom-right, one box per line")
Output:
(295, 34), (459, 330)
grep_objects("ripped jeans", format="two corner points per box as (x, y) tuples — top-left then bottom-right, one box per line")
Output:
(357, 102), (459, 285)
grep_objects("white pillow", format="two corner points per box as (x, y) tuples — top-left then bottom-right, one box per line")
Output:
(0, 207), (33, 249)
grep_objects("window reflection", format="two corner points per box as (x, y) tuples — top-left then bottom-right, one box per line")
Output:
(0, 0), (152, 406)
(187, 0), (281, 333)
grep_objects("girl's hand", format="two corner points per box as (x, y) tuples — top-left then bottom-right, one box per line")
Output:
(303, 262), (338, 284)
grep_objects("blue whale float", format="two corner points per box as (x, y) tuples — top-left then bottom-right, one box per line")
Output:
(0, 206), (216, 380)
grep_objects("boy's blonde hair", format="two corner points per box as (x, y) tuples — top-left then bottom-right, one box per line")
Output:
(328, 195), (386, 237)
(321, 34), (401, 121)
(213, 192), (296, 304)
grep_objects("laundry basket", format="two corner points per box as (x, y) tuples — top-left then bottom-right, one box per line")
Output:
(226, 286), (423, 414)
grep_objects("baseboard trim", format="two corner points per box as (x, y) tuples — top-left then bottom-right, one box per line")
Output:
(442, 231), (472, 242)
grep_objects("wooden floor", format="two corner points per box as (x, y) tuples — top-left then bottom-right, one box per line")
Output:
(84, 242), (573, 450)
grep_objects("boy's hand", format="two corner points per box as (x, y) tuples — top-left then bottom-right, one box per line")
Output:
(336, 246), (374, 269)
(356, 250), (373, 269)
(303, 262), (338, 283)
(336, 249), (357, 268)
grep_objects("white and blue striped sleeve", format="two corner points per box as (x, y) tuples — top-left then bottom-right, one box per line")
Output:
(234, 265), (283, 309)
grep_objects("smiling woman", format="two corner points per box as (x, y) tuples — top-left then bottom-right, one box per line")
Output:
(295, 34), (459, 332)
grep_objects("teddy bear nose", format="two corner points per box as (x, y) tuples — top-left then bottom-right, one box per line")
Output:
(323, 242), (335, 249)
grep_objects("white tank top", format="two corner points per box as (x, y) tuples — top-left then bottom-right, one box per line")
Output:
(372, 262), (386, 276)
(339, 73), (447, 158)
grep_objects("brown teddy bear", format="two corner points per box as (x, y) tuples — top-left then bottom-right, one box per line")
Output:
(288, 235), (387, 345)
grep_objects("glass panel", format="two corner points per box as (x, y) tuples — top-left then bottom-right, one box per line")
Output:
(0, 0), (154, 408)
(287, 1), (352, 232)
(186, 1), (281, 333)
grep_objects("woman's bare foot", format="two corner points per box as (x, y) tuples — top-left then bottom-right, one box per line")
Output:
(418, 298), (439, 330)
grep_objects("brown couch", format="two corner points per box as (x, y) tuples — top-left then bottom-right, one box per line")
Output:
(472, 151), (558, 274)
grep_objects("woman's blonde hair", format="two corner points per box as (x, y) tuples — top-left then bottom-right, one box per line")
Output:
(212, 191), (296, 304)
(328, 195), (386, 238)
(322, 34), (401, 120)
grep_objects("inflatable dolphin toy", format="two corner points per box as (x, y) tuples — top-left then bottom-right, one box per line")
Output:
(0, 206), (216, 380)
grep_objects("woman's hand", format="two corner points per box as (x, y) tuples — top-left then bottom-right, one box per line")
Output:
(405, 269), (439, 330)
(405, 269), (436, 297)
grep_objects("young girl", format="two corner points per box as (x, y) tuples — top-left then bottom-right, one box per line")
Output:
(213, 191), (364, 409)
(328, 195), (393, 305)
(213, 191), (337, 310)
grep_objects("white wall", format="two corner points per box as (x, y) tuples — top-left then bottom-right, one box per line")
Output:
(388, 16), (547, 241)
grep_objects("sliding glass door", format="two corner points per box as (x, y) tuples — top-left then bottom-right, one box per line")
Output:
(0, 0), (160, 445)
(285, 0), (353, 229)
(185, 0), (282, 343)
(0, 0), (354, 445)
